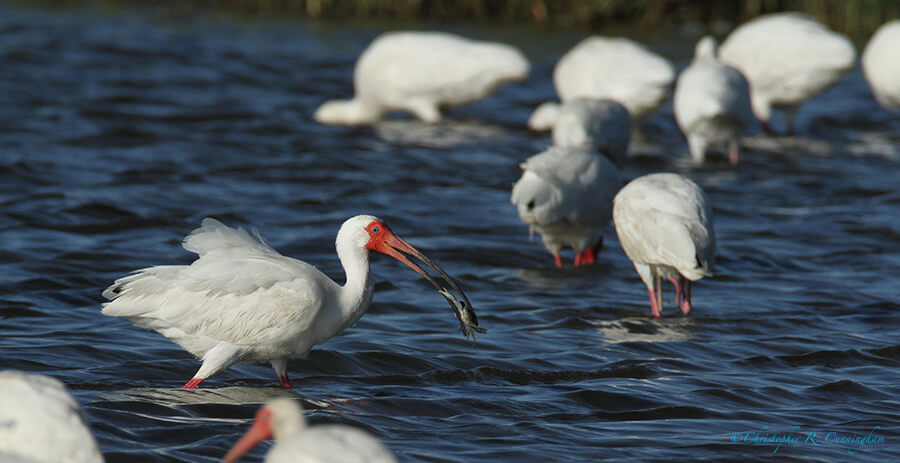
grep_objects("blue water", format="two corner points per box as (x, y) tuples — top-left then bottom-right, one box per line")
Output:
(1, 6), (899, 462)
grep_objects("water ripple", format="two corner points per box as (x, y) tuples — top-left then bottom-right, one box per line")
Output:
(0, 5), (898, 463)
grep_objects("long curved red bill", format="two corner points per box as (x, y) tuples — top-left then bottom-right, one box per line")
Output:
(222, 413), (272, 463)
(371, 226), (486, 339)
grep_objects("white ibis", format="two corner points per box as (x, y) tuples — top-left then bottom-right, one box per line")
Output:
(551, 98), (631, 167)
(528, 36), (674, 130)
(512, 98), (628, 267)
(511, 146), (621, 268)
(674, 36), (756, 164)
(223, 398), (396, 463)
(862, 20), (900, 110)
(102, 216), (483, 389)
(314, 31), (529, 125)
(718, 12), (856, 134)
(0, 370), (103, 463)
(613, 173), (715, 317)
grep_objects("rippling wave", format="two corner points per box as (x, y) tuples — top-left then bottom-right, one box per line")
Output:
(1, 5), (898, 462)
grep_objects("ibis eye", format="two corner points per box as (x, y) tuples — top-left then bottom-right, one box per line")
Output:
(371, 226), (380, 234)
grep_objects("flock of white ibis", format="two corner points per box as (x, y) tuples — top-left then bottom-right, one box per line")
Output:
(2, 11), (897, 463)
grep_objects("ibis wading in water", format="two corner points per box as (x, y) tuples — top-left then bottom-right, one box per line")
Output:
(613, 174), (716, 317)
(862, 20), (900, 110)
(674, 36), (756, 165)
(528, 36), (674, 131)
(551, 98), (631, 167)
(0, 370), (104, 463)
(314, 31), (529, 125)
(512, 98), (628, 267)
(510, 146), (622, 268)
(102, 216), (484, 389)
(718, 12), (856, 134)
(223, 398), (396, 463)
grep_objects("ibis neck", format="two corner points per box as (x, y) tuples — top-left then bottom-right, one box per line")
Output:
(273, 415), (305, 442)
(336, 243), (375, 322)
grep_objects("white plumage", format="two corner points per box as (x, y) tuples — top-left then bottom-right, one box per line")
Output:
(0, 371), (103, 463)
(223, 399), (396, 463)
(551, 98), (631, 167)
(314, 31), (529, 125)
(718, 12), (856, 134)
(674, 36), (756, 164)
(528, 36), (674, 130)
(103, 215), (476, 389)
(510, 146), (621, 267)
(862, 20), (900, 110)
(613, 173), (715, 317)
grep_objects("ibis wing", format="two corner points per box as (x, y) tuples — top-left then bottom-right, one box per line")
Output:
(676, 61), (755, 131)
(512, 147), (619, 226)
(556, 37), (674, 117)
(614, 174), (715, 280)
(102, 219), (329, 350)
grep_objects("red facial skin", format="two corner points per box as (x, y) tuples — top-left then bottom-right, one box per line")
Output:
(364, 221), (433, 279)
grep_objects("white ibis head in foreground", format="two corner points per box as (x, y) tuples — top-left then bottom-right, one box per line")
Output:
(223, 398), (396, 463)
(613, 174), (716, 317)
(102, 215), (484, 389)
(0, 370), (104, 463)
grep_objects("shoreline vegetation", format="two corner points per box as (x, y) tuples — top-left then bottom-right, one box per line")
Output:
(8, 0), (899, 38)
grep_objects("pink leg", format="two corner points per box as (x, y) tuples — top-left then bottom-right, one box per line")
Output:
(182, 378), (204, 389)
(580, 247), (598, 266)
(647, 287), (662, 318)
(278, 374), (292, 389)
(680, 277), (692, 315)
(574, 251), (582, 267)
(668, 275), (682, 307)
(553, 253), (563, 268)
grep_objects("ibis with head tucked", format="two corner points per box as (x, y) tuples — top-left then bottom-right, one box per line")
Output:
(513, 98), (628, 267)
(862, 20), (900, 110)
(613, 174), (716, 317)
(314, 31), (529, 125)
(718, 12), (856, 134)
(528, 36), (674, 131)
(674, 36), (756, 164)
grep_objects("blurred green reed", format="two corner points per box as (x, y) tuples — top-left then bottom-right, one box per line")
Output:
(7, 0), (899, 38)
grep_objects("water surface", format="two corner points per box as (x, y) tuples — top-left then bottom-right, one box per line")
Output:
(1, 6), (899, 462)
